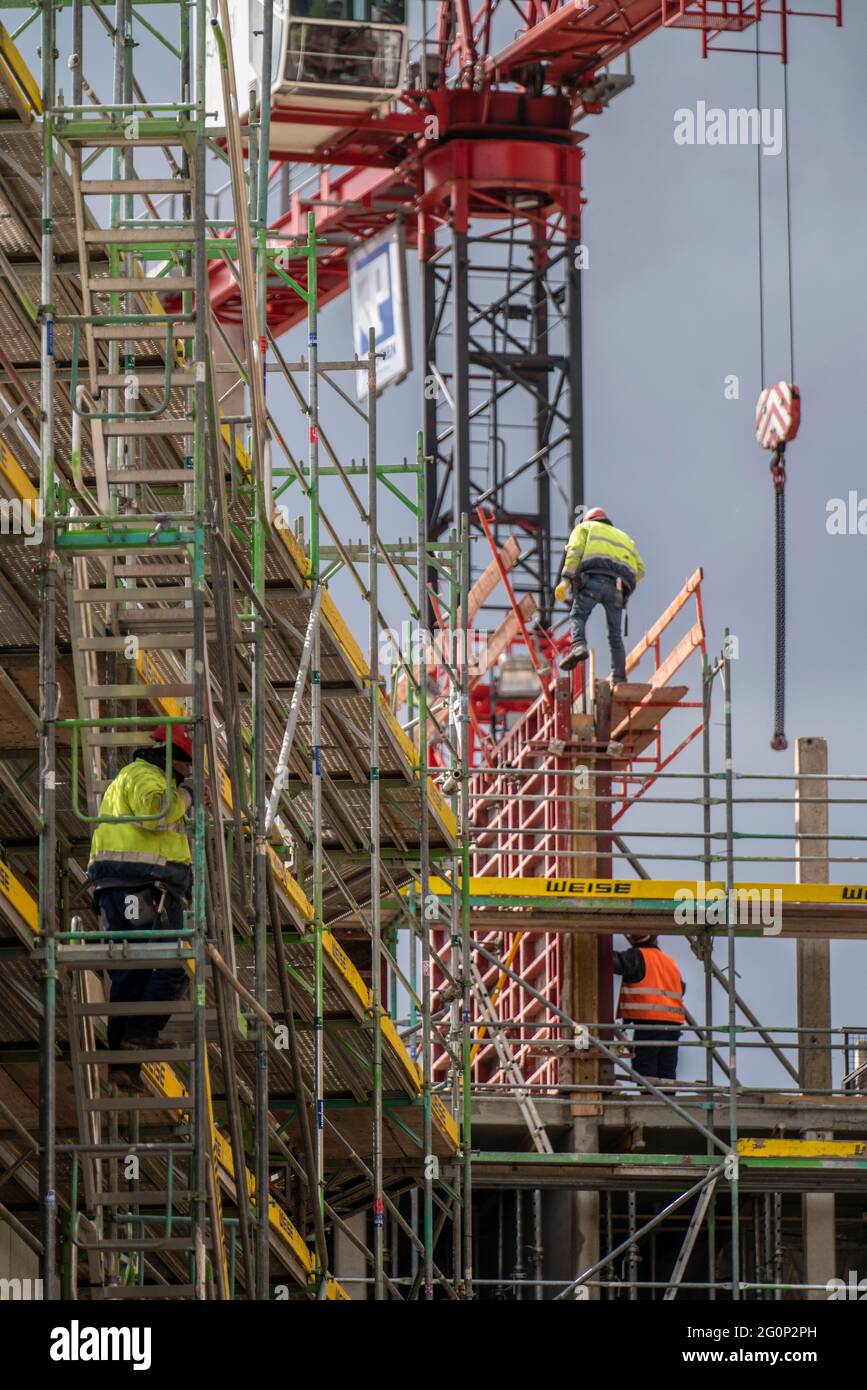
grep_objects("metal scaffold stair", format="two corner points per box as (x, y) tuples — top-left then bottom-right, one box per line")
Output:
(54, 110), (223, 1297)
(60, 942), (207, 1299)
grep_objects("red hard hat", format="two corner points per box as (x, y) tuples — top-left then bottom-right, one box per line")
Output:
(583, 507), (610, 523)
(151, 724), (193, 760)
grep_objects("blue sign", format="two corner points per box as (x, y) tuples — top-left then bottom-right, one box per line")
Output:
(349, 225), (411, 398)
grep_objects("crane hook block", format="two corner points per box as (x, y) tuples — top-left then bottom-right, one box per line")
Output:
(757, 383), (798, 755)
(756, 382), (801, 451)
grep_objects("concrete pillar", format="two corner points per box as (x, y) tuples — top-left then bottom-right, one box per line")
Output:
(559, 699), (601, 1294)
(572, 1117), (600, 1285)
(794, 736), (836, 1298)
(333, 1212), (368, 1300)
(543, 1119), (600, 1300)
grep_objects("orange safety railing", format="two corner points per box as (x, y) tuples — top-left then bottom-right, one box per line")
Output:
(610, 567), (706, 824)
(430, 569), (707, 1090)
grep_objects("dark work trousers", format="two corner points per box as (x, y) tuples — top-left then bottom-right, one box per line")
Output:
(569, 573), (628, 683)
(97, 885), (189, 1050)
(631, 1025), (681, 1080)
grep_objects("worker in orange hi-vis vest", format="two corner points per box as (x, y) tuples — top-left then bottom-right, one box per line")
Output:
(614, 933), (686, 1083)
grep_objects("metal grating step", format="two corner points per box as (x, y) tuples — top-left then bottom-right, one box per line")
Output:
(92, 1284), (198, 1299)
(84, 226), (196, 244)
(81, 682), (195, 701)
(92, 323), (196, 340)
(78, 633), (194, 652)
(80, 1049), (195, 1066)
(103, 422), (195, 439)
(106, 468), (194, 483)
(106, 474), (193, 492)
(73, 1000), (193, 1017)
(114, 563), (192, 577)
(80, 1237), (198, 1252)
(58, 947), (194, 971)
(85, 1095), (194, 1113)
(88, 277), (196, 294)
(74, 586), (195, 603)
(97, 370), (196, 387)
(119, 612), (214, 629)
(90, 1190), (193, 1206)
(81, 179), (193, 195)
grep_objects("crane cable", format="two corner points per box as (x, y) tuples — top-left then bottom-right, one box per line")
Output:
(756, 35), (796, 751)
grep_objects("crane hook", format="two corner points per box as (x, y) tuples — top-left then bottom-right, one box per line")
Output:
(756, 382), (801, 752)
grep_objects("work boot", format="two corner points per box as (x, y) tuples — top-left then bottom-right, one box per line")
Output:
(123, 1027), (161, 1051)
(125, 1028), (179, 1059)
(560, 641), (588, 672)
(108, 1029), (163, 1091)
(108, 1058), (146, 1093)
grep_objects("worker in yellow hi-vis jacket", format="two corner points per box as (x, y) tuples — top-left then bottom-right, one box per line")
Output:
(87, 724), (195, 1089)
(554, 506), (645, 681)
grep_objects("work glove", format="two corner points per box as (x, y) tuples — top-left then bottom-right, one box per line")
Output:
(554, 579), (571, 604)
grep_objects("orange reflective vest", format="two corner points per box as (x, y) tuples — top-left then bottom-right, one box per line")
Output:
(617, 948), (685, 1024)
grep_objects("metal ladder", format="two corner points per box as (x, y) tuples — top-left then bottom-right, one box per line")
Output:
(53, 102), (227, 1297)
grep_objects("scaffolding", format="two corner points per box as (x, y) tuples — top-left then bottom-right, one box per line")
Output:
(0, 0), (860, 1304)
(417, 634), (867, 1299)
(0, 0), (469, 1298)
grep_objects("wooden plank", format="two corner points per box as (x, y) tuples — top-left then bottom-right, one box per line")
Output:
(84, 226), (196, 243)
(610, 681), (652, 707)
(81, 180), (192, 195)
(650, 621), (704, 689)
(461, 535), (522, 626)
(89, 278), (196, 294)
(609, 685), (688, 757)
(470, 594), (537, 692)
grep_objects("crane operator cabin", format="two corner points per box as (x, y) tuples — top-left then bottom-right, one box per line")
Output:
(206, 0), (408, 154)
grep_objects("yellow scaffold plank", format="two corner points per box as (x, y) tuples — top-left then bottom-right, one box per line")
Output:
(0, 22), (42, 122)
(0, 857), (38, 939)
(739, 1138), (867, 1160)
(426, 875), (867, 907)
(0, 437), (38, 505)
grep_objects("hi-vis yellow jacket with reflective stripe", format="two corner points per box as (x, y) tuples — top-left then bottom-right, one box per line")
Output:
(89, 758), (192, 869)
(618, 948), (685, 1024)
(562, 521), (645, 591)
